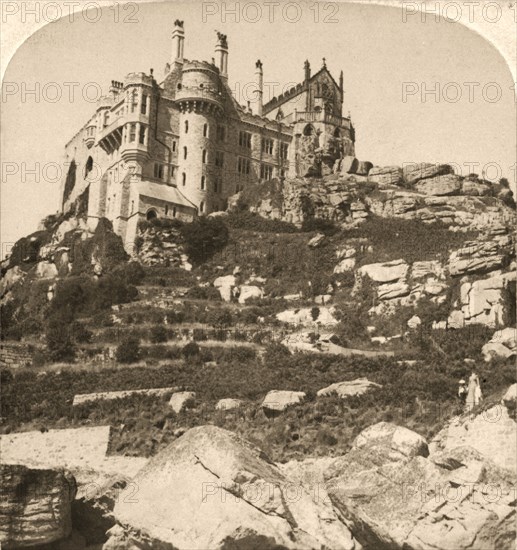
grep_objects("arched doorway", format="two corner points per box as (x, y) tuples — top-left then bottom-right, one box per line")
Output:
(303, 124), (314, 136)
(146, 209), (157, 221)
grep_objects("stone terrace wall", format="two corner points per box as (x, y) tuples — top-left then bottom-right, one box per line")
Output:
(0, 342), (33, 368)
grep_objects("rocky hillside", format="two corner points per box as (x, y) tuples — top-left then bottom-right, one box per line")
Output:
(1, 161), (515, 549)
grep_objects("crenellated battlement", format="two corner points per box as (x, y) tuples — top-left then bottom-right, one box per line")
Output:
(182, 60), (219, 73)
(264, 83), (305, 112)
(124, 72), (155, 87)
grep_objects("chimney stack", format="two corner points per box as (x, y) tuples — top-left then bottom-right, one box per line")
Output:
(255, 60), (263, 116)
(172, 20), (185, 65)
(304, 60), (311, 82)
(215, 31), (228, 79)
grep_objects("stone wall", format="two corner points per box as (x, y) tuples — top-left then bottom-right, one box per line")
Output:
(0, 342), (34, 369)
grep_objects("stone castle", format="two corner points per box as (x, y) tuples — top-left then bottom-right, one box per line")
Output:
(61, 21), (355, 249)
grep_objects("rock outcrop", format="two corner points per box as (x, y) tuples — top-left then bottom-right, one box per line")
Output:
(358, 259), (409, 283)
(402, 162), (454, 185)
(482, 328), (517, 361)
(448, 237), (512, 276)
(169, 391), (196, 413)
(262, 390), (306, 412)
(452, 271), (516, 328)
(238, 285), (263, 304)
(429, 396), (517, 472)
(414, 174), (462, 196)
(276, 306), (338, 326)
(317, 378), (382, 399)
(351, 422), (429, 460)
(0, 464), (76, 549)
(216, 398), (244, 411)
(369, 165), (403, 186)
(106, 426), (359, 549)
(213, 274), (238, 302)
(324, 415), (516, 550)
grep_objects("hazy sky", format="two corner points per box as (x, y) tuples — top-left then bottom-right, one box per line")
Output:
(1, 1), (515, 254)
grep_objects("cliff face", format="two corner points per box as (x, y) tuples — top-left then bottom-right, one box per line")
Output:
(227, 164), (515, 334)
(233, 162), (515, 232)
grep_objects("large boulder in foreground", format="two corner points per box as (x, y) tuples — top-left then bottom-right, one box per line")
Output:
(0, 464), (76, 549)
(429, 396), (517, 472)
(106, 426), (358, 549)
(324, 422), (516, 550)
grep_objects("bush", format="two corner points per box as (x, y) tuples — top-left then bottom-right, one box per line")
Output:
(206, 308), (233, 327)
(180, 217), (229, 264)
(112, 262), (145, 286)
(149, 325), (168, 344)
(45, 310), (76, 362)
(116, 336), (141, 363)
(301, 218), (338, 236)
(186, 286), (221, 300)
(226, 210), (298, 233)
(72, 323), (93, 344)
(182, 341), (200, 359)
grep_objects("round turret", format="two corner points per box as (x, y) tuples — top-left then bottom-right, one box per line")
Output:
(176, 62), (225, 215)
(175, 62), (224, 115)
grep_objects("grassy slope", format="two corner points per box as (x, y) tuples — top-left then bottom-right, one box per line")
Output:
(2, 213), (514, 462)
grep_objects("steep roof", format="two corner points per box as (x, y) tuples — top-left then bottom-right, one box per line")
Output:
(138, 180), (196, 209)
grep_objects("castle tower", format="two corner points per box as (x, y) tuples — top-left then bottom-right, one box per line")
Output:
(120, 73), (154, 174)
(175, 61), (224, 215)
(255, 60), (263, 116)
(215, 32), (228, 79)
(171, 20), (185, 65)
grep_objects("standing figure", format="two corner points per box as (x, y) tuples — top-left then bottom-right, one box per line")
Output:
(458, 379), (467, 404)
(465, 372), (482, 413)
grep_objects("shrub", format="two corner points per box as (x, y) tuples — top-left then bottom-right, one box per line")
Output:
(180, 217), (229, 264)
(112, 262), (145, 286)
(149, 325), (168, 343)
(186, 286), (221, 300)
(206, 308), (233, 327)
(226, 210), (298, 233)
(72, 323), (93, 344)
(45, 310), (76, 362)
(301, 218), (338, 235)
(310, 307), (320, 321)
(182, 341), (200, 359)
(116, 336), (141, 363)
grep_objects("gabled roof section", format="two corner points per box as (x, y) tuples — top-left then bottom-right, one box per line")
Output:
(263, 64), (342, 115)
(309, 65), (341, 94)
